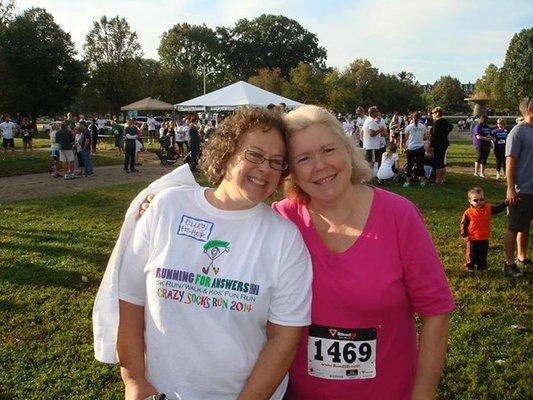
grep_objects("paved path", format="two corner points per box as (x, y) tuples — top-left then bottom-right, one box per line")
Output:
(0, 152), (179, 203)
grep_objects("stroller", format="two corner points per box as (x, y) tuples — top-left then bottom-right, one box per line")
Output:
(155, 135), (178, 166)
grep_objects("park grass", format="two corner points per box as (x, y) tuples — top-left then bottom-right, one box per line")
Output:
(0, 145), (532, 399)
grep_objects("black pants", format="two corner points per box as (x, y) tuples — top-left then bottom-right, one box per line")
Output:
(406, 147), (425, 178)
(465, 240), (489, 270)
(124, 145), (136, 171)
(189, 140), (201, 171)
(494, 146), (506, 172)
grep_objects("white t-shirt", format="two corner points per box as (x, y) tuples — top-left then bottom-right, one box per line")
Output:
(50, 131), (59, 151)
(118, 186), (313, 400)
(377, 152), (399, 180)
(362, 118), (381, 150)
(96, 118), (107, 130)
(405, 122), (426, 150)
(147, 117), (157, 131)
(0, 121), (17, 139)
(342, 120), (354, 137)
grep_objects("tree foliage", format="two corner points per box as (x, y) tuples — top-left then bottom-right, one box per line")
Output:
(474, 63), (508, 112)
(500, 27), (533, 110)
(0, 0), (14, 29)
(283, 62), (327, 105)
(429, 76), (467, 113)
(83, 16), (144, 113)
(248, 68), (286, 95)
(224, 14), (327, 80)
(0, 7), (85, 118)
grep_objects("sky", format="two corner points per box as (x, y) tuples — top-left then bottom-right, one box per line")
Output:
(15, 0), (533, 84)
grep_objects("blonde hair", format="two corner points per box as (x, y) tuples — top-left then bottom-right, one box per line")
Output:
(467, 186), (484, 199)
(283, 105), (372, 202)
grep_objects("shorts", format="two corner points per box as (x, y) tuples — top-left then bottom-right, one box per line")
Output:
(2, 138), (14, 148)
(22, 135), (32, 143)
(433, 145), (448, 169)
(148, 130), (156, 139)
(59, 149), (75, 162)
(475, 147), (490, 164)
(115, 136), (124, 148)
(508, 193), (533, 233)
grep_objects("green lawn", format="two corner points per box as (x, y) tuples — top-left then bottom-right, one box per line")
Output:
(0, 144), (531, 399)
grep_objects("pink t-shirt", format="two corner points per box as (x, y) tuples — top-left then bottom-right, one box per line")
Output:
(272, 187), (455, 400)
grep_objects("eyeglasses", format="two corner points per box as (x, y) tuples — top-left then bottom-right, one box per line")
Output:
(472, 198), (484, 202)
(244, 149), (288, 171)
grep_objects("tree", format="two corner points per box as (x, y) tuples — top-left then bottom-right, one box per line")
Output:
(83, 16), (144, 113)
(283, 62), (327, 105)
(225, 14), (327, 80)
(0, 7), (85, 120)
(500, 27), (533, 110)
(474, 63), (507, 112)
(0, 0), (15, 29)
(429, 76), (467, 113)
(248, 68), (286, 94)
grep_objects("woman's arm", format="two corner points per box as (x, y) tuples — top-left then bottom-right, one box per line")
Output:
(237, 322), (303, 400)
(411, 313), (450, 400)
(117, 300), (158, 400)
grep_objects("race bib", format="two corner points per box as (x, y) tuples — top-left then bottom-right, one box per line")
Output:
(308, 324), (376, 380)
(497, 139), (505, 145)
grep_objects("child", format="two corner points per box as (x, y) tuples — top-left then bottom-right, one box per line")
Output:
(460, 187), (506, 272)
(377, 142), (399, 184)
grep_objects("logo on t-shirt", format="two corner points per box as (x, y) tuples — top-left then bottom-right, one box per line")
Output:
(202, 240), (230, 275)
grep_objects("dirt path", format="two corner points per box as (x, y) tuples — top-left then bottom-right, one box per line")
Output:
(0, 152), (179, 203)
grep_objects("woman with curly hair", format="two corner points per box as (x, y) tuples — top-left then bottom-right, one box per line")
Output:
(114, 107), (312, 400)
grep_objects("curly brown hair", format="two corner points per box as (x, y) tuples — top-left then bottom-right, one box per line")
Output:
(200, 107), (288, 186)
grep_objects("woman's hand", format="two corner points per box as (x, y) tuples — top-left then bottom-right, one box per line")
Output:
(137, 194), (154, 220)
(124, 378), (158, 400)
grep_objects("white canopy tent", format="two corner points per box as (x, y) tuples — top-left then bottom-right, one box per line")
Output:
(175, 81), (303, 111)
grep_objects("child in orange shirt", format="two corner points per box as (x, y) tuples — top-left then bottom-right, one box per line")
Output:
(460, 187), (506, 272)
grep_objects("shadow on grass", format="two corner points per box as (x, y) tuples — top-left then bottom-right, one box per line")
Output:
(0, 226), (113, 249)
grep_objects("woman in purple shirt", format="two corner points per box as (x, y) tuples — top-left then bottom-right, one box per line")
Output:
(472, 116), (492, 177)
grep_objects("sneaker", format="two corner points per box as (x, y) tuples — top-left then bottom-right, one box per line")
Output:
(466, 267), (474, 273)
(402, 182), (410, 188)
(496, 172), (501, 180)
(516, 258), (532, 269)
(474, 172), (480, 177)
(85, 173), (95, 178)
(479, 173), (485, 178)
(503, 263), (522, 278)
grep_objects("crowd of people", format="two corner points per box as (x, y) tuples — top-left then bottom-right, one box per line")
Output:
(337, 106), (454, 186)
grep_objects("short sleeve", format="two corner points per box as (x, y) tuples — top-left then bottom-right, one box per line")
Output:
(397, 203), (455, 316)
(505, 126), (521, 157)
(117, 207), (154, 306)
(268, 230), (313, 327)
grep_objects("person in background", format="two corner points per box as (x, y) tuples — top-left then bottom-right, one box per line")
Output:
(362, 106), (385, 174)
(491, 118), (509, 180)
(187, 115), (201, 171)
(78, 123), (94, 177)
(89, 118), (99, 153)
(113, 118), (125, 156)
(73, 125), (84, 175)
(20, 117), (34, 152)
(429, 107), (453, 184)
(472, 115), (492, 178)
(354, 106), (367, 147)
(403, 111), (429, 187)
(147, 115), (157, 145)
(123, 119), (139, 173)
(377, 141), (400, 184)
(460, 186), (506, 273)
(49, 122), (61, 178)
(503, 96), (533, 277)
(0, 115), (17, 155)
(55, 122), (75, 180)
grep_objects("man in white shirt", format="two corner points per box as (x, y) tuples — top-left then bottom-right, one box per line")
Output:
(147, 115), (157, 144)
(0, 115), (17, 154)
(362, 106), (386, 169)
